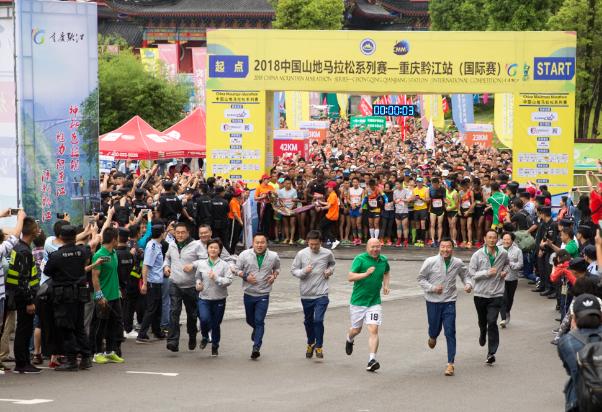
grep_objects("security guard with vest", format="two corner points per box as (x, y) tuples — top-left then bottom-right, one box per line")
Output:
(210, 186), (230, 243)
(6, 217), (40, 374)
(44, 225), (100, 371)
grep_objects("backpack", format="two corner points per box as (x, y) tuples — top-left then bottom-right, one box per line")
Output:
(490, 194), (509, 223)
(515, 230), (536, 252)
(570, 330), (602, 412)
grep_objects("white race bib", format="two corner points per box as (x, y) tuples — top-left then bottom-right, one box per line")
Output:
(415, 199), (424, 207)
(461, 201), (471, 208)
(368, 199), (377, 208)
(384, 202), (394, 211)
(432, 199), (443, 208)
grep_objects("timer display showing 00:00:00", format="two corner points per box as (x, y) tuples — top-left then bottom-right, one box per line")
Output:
(372, 104), (417, 117)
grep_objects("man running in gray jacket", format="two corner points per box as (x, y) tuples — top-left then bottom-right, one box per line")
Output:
(468, 229), (509, 365)
(291, 230), (336, 359)
(418, 237), (472, 376)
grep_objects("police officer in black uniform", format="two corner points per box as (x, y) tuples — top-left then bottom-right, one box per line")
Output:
(44, 225), (100, 371)
(210, 186), (230, 243)
(6, 217), (41, 374)
(195, 183), (212, 227)
(132, 188), (150, 217)
(159, 180), (187, 223)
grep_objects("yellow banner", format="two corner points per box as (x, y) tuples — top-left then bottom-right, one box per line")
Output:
(205, 90), (267, 187)
(284, 92), (309, 130)
(422, 95), (445, 129)
(207, 30), (576, 94)
(512, 93), (575, 195)
(337, 93), (349, 119)
(494, 93), (514, 148)
(140, 48), (159, 74)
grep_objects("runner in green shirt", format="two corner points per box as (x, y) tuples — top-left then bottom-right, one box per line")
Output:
(486, 182), (509, 229)
(345, 238), (390, 372)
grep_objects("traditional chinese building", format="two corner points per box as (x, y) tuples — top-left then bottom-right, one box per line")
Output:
(345, 0), (430, 30)
(97, 0), (274, 72)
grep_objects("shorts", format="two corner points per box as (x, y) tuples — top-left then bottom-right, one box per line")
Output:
(350, 304), (382, 329)
(473, 207), (485, 219)
(274, 213), (282, 221)
(368, 210), (380, 219)
(395, 213), (408, 221)
(447, 210), (458, 218)
(350, 208), (362, 218)
(430, 209), (445, 217)
(414, 209), (428, 221)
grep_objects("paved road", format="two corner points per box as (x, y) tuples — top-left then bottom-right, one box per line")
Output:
(1, 248), (567, 412)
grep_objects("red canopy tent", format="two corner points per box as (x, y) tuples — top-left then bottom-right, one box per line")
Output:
(163, 108), (206, 157)
(99, 115), (204, 160)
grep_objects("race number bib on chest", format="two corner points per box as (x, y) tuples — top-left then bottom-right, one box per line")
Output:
(432, 199), (443, 208)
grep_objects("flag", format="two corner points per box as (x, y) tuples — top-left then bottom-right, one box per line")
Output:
(442, 96), (449, 113)
(483, 93), (489, 105)
(494, 93), (514, 148)
(422, 95), (444, 130)
(450, 94), (475, 133)
(337, 93), (349, 119)
(425, 118), (435, 150)
(358, 95), (372, 116)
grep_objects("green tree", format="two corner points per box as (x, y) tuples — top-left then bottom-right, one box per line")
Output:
(485, 0), (563, 30)
(549, 0), (602, 139)
(273, 0), (344, 30)
(430, 0), (488, 30)
(97, 50), (189, 134)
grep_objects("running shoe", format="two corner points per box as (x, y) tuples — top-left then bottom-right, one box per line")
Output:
(499, 320), (506, 329)
(428, 337), (436, 349)
(386, 241), (393, 246)
(12, 364), (41, 374)
(167, 342), (179, 352)
(459, 242), (466, 248)
(345, 339), (354, 355)
(136, 335), (151, 344)
(403, 240), (409, 248)
(92, 353), (108, 364)
(212, 347), (219, 357)
(32, 353), (43, 365)
(395, 239), (402, 247)
(315, 348), (324, 359)
(466, 242), (473, 249)
(251, 346), (261, 360)
(485, 354), (496, 365)
(445, 364), (455, 376)
(331, 240), (340, 250)
(200, 337), (209, 350)
(366, 359), (380, 372)
(427, 240), (433, 246)
(306, 344), (315, 359)
(379, 239), (384, 246)
(104, 352), (124, 363)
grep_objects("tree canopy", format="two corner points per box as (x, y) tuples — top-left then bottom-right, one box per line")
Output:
(273, 0), (344, 30)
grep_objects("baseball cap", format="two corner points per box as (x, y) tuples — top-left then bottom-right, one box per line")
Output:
(233, 188), (243, 197)
(416, 177), (424, 183)
(278, 177), (285, 184)
(326, 181), (337, 189)
(573, 293), (602, 319)
(441, 169), (449, 177)
(261, 174), (270, 180)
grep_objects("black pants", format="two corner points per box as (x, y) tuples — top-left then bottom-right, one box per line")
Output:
(123, 289), (145, 333)
(90, 299), (123, 354)
(139, 283), (162, 337)
(228, 219), (243, 254)
(380, 215), (395, 238)
(319, 217), (336, 243)
(537, 252), (553, 290)
(14, 299), (34, 368)
(54, 301), (91, 357)
(474, 296), (503, 356)
(501, 280), (518, 320)
(212, 223), (228, 245)
(167, 284), (198, 347)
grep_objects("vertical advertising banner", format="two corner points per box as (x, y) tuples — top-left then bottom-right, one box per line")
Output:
(206, 90), (267, 187)
(421, 94), (444, 129)
(191, 47), (206, 108)
(158, 43), (178, 80)
(140, 47), (159, 74)
(284, 91), (309, 130)
(513, 93), (575, 195)
(0, 9), (18, 209)
(450, 94), (474, 133)
(16, 0), (99, 226)
(494, 93), (514, 148)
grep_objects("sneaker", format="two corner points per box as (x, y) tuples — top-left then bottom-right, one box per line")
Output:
(48, 360), (61, 368)
(104, 352), (124, 363)
(345, 339), (354, 356)
(154, 332), (167, 340)
(551, 336), (560, 345)
(306, 344), (315, 359)
(428, 337), (436, 349)
(366, 359), (380, 372)
(386, 240), (393, 246)
(431, 241), (438, 248)
(125, 331), (139, 339)
(200, 337), (209, 350)
(136, 335), (151, 344)
(79, 357), (92, 370)
(427, 240), (433, 246)
(188, 335), (197, 351)
(331, 240), (340, 250)
(93, 353), (108, 364)
(251, 346), (261, 360)
(55, 358), (79, 372)
(12, 364), (42, 374)
(379, 239), (384, 246)
(211, 346), (219, 357)
(479, 331), (486, 347)
(499, 320), (506, 329)
(0, 362), (10, 371)
(315, 348), (324, 359)
(403, 240), (409, 248)
(445, 363), (455, 376)
(485, 354), (496, 365)
(166, 342), (179, 352)
(32, 353), (43, 365)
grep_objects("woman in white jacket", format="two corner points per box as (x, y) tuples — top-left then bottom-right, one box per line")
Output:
(500, 232), (523, 328)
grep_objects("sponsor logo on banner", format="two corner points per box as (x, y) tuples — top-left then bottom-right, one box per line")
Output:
(533, 57), (575, 80)
(506, 63), (517, 77)
(220, 123), (254, 133)
(360, 38), (376, 56)
(209, 55), (249, 78)
(393, 40), (410, 56)
(298, 121), (329, 130)
(531, 112), (558, 122)
(224, 108), (250, 119)
(528, 126), (561, 136)
(32, 28), (45, 44)
(464, 123), (493, 132)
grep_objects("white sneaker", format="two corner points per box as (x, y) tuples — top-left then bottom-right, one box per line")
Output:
(331, 240), (340, 250)
(126, 331), (138, 339)
(499, 320), (506, 328)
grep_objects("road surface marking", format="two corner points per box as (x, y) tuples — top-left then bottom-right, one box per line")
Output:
(0, 399), (54, 405)
(126, 371), (179, 377)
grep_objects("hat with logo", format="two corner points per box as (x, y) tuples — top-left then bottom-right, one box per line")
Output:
(573, 293), (602, 319)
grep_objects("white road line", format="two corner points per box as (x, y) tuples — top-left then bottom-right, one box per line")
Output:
(0, 399), (54, 405)
(126, 371), (179, 377)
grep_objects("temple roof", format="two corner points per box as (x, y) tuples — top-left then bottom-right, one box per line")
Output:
(104, 0), (274, 17)
(354, 0), (396, 21)
(382, 0), (430, 16)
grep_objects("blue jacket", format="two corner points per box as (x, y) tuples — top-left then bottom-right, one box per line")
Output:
(557, 327), (602, 411)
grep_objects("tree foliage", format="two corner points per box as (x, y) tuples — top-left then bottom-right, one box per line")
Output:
(97, 50), (188, 135)
(273, 0), (344, 30)
(429, 0), (488, 30)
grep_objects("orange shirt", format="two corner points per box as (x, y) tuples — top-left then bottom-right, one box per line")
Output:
(255, 183), (275, 201)
(325, 191), (339, 221)
(228, 198), (242, 220)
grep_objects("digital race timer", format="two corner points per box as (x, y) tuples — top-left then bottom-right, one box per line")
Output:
(372, 104), (417, 117)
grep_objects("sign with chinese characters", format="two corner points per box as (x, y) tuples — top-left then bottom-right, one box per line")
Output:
(207, 30), (576, 94)
(205, 90), (267, 186)
(513, 93), (575, 194)
(273, 130), (308, 161)
(16, 0), (99, 226)
(350, 116), (386, 131)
